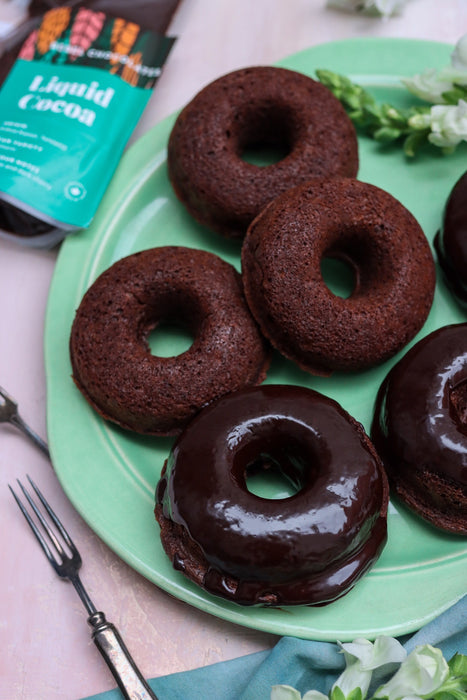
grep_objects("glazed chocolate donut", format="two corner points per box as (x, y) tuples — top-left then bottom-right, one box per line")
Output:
(155, 384), (389, 606)
(434, 170), (467, 308)
(70, 246), (270, 436)
(371, 324), (467, 534)
(241, 178), (436, 375)
(168, 66), (359, 240)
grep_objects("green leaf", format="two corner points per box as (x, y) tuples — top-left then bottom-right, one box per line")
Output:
(380, 104), (409, 128)
(403, 130), (429, 157)
(373, 127), (402, 142)
(408, 104), (432, 116)
(347, 109), (365, 122)
(331, 686), (346, 700)
(362, 102), (383, 120)
(441, 86), (467, 104)
(448, 653), (467, 678)
(345, 688), (363, 700)
(315, 69), (346, 90)
(433, 691), (467, 700)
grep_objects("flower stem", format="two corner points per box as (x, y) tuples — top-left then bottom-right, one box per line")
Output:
(316, 69), (433, 156)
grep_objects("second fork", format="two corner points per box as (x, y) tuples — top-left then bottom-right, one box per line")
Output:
(10, 476), (158, 700)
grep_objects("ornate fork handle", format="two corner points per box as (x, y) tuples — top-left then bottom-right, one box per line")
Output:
(89, 612), (157, 700)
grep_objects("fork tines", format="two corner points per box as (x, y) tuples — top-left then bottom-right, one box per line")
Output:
(9, 477), (79, 575)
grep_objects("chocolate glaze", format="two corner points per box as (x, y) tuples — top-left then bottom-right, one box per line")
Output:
(434, 171), (467, 308)
(371, 324), (467, 534)
(156, 384), (389, 606)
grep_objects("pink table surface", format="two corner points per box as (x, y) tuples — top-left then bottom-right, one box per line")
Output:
(1, 1), (466, 698)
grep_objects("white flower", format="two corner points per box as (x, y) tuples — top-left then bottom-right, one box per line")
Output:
(402, 33), (467, 104)
(427, 99), (467, 147)
(403, 66), (467, 104)
(373, 644), (449, 700)
(271, 686), (328, 700)
(451, 33), (467, 70)
(333, 637), (407, 699)
(402, 68), (457, 104)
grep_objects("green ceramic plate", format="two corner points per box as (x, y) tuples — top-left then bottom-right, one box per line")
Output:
(45, 38), (467, 641)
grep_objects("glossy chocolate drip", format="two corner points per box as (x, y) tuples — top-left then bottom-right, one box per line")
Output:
(372, 324), (467, 533)
(434, 170), (467, 308)
(156, 384), (389, 606)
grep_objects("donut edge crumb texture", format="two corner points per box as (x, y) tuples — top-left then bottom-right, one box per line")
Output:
(69, 246), (270, 436)
(371, 323), (467, 535)
(241, 177), (436, 375)
(167, 65), (359, 240)
(155, 384), (389, 607)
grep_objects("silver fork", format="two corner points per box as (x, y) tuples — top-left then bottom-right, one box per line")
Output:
(0, 385), (50, 458)
(9, 476), (158, 700)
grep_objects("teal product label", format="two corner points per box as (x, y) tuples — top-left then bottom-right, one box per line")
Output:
(0, 8), (174, 229)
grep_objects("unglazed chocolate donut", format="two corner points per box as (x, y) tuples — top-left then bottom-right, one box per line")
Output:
(70, 246), (270, 436)
(371, 324), (467, 535)
(168, 66), (359, 240)
(435, 170), (467, 308)
(155, 384), (389, 606)
(241, 178), (436, 375)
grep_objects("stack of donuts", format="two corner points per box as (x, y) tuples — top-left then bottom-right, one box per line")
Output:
(70, 65), (467, 609)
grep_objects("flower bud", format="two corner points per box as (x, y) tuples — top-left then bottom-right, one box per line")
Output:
(451, 33), (467, 70)
(373, 644), (449, 700)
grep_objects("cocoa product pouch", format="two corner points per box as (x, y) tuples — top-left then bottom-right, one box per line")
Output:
(0, 0), (179, 246)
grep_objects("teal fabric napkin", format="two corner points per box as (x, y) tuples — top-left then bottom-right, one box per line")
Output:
(83, 595), (466, 700)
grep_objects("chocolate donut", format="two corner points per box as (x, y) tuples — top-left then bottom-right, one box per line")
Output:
(70, 246), (270, 435)
(155, 384), (389, 606)
(168, 66), (359, 240)
(434, 170), (467, 308)
(241, 178), (436, 375)
(371, 324), (467, 534)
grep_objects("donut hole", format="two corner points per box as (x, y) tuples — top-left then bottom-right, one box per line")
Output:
(321, 227), (391, 298)
(320, 256), (356, 299)
(450, 380), (467, 434)
(244, 447), (311, 500)
(241, 142), (290, 167)
(147, 320), (195, 357)
(138, 290), (204, 358)
(236, 103), (294, 167)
